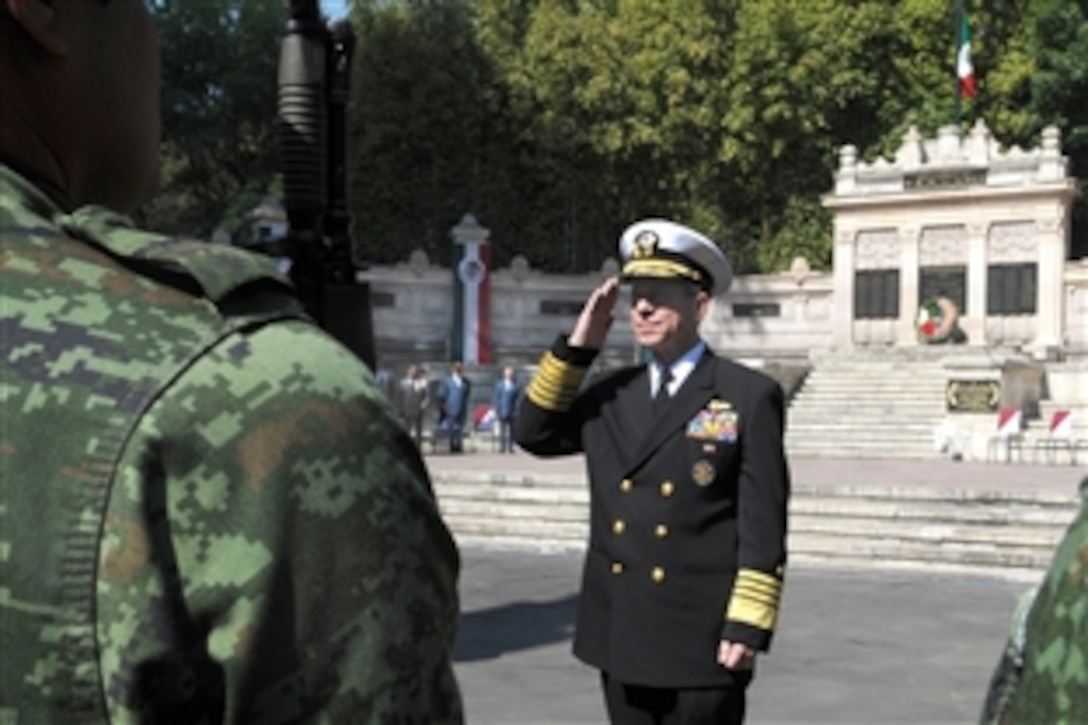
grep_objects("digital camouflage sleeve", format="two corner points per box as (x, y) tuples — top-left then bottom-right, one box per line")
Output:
(0, 163), (463, 723)
(980, 479), (1088, 725)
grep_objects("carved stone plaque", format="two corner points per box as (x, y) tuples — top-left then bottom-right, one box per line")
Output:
(904, 169), (987, 190)
(946, 380), (1001, 413)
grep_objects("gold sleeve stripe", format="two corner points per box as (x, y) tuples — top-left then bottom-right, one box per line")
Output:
(735, 583), (779, 600)
(526, 352), (589, 412)
(733, 579), (779, 600)
(736, 569), (782, 593)
(726, 598), (778, 631)
(622, 259), (703, 284)
(725, 568), (783, 631)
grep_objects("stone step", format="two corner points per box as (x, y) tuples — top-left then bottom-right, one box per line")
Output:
(785, 448), (937, 457)
(808, 361), (964, 368)
(790, 516), (1065, 549)
(792, 394), (939, 402)
(798, 377), (943, 382)
(789, 400), (942, 407)
(782, 351), (961, 462)
(801, 384), (946, 390)
(789, 496), (1075, 525)
(787, 533), (1054, 571)
(793, 387), (944, 395)
(435, 480), (588, 503)
(800, 372), (946, 379)
(786, 440), (938, 450)
(438, 504), (1067, 551)
(789, 420), (939, 428)
(430, 474), (1075, 574)
(436, 513), (1062, 572)
(791, 485), (1074, 506)
(433, 474), (1076, 507)
(800, 378), (945, 385)
(447, 517), (587, 542)
(437, 493), (1073, 539)
(798, 380), (945, 387)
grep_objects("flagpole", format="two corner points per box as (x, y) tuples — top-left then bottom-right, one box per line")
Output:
(954, 0), (964, 128)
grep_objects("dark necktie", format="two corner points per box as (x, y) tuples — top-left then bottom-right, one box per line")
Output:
(653, 367), (673, 415)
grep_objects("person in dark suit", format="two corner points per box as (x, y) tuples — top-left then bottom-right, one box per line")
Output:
(398, 363), (430, 449)
(440, 361), (472, 453)
(491, 366), (523, 453)
(514, 218), (791, 724)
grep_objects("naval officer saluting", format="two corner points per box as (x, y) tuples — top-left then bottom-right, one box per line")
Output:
(514, 219), (791, 724)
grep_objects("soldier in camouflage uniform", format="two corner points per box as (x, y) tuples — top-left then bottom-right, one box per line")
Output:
(0, 1), (462, 722)
(981, 476), (1088, 725)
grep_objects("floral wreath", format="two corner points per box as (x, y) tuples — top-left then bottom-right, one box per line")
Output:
(916, 296), (959, 344)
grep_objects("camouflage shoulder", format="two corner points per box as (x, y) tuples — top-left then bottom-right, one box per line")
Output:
(1001, 488), (1088, 722)
(57, 204), (294, 304)
(978, 585), (1039, 724)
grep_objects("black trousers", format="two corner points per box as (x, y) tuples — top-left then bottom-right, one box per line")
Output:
(600, 671), (751, 725)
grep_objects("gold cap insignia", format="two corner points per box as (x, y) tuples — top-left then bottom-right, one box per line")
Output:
(633, 230), (659, 259)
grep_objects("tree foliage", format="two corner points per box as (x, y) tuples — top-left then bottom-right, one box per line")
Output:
(144, 0), (283, 239)
(1026, 0), (1088, 257)
(148, 0), (1088, 265)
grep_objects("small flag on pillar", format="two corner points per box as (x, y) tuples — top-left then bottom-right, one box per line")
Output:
(957, 13), (977, 99)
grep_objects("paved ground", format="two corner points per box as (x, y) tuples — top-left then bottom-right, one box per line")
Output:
(453, 547), (1025, 725)
(428, 453), (1084, 723)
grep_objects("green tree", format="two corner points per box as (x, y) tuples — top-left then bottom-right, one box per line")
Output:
(1026, 0), (1088, 257)
(339, 0), (1086, 275)
(348, 0), (538, 268)
(143, 0), (283, 239)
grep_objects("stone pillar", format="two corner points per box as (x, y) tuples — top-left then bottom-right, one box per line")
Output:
(1032, 216), (1066, 355)
(964, 221), (988, 345)
(832, 226), (856, 348)
(896, 225), (920, 344)
(450, 213), (492, 365)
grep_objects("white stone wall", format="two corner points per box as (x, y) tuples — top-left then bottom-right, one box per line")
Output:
(1065, 259), (1088, 357)
(358, 250), (1086, 368)
(358, 253), (834, 366)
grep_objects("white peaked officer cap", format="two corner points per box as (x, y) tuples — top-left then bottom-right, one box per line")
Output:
(619, 218), (734, 297)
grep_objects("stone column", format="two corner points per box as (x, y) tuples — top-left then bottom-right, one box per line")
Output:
(1032, 216), (1066, 355)
(896, 225), (920, 345)
(832, 226), (856, 348)
(964, 221), (988, 345)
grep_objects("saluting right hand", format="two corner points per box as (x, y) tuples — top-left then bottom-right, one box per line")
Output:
(569, 276), (620, 350)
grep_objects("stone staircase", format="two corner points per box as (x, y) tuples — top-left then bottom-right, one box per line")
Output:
(785, 349), (950, 459)
(431, 470), (1078, 580)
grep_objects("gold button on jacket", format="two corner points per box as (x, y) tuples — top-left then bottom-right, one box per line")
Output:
(651, 567), (666, 583)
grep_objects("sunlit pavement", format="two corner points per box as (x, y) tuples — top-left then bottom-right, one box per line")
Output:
(453, 546), (1025, 724)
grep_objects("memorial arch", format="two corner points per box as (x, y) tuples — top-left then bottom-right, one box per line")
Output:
(825, 120), (1079, 358)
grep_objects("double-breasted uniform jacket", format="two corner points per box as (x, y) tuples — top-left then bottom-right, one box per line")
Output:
(514, 335), (790, 688)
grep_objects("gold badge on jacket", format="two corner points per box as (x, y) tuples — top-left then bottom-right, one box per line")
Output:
(692, 460), (716, 486)
(686, 398), (739, 443)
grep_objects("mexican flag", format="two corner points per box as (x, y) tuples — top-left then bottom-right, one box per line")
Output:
(957, 13), (977, 99)
(451, 216), (492, 365)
